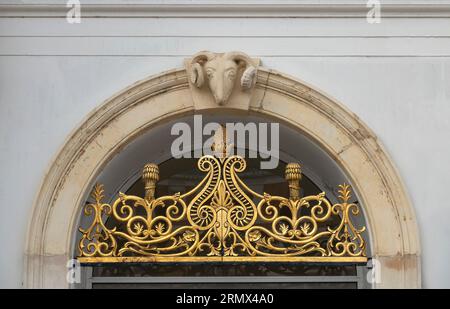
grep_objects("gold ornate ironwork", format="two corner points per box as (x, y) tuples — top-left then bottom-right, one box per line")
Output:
(77, 141), (367, 264)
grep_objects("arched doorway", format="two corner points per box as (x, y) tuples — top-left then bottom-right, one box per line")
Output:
(75, 113), (371, 288)
(24, 52), (420, 288)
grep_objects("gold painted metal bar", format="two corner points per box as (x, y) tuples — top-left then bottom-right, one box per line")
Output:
(78, 256), (368, 264)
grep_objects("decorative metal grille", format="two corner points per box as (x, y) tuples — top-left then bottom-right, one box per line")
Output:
(77, 144), (367, 264)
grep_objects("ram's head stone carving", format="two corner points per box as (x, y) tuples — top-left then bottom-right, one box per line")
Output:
(189, 51), (258, 106)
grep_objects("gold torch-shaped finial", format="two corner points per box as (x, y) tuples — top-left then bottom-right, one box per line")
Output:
(285, 163), (302, 201)
(211, 124), (233, 159)
(142, 163), (159, 202)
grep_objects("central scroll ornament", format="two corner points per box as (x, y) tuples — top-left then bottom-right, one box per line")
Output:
(77, 140), (367, 263)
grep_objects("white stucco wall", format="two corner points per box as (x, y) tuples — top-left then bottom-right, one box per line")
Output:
(0, 0), (449, 288)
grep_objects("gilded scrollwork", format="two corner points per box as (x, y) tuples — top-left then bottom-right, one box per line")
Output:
(78, 153), (367, 263)
(327, 184), (366, 257)
(78, 184), (117, 257)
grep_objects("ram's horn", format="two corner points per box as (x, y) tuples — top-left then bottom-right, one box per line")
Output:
(241, 66), (257, 89)
(226, 51), (253, 65)
(226, 51), (257, 89)
(190, 62), (204, 87)
(190, 51), (215, 88)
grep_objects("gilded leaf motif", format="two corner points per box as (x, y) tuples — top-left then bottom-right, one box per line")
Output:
(155, 223), (165, 235)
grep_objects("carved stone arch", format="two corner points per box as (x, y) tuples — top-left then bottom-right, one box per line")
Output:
(25, 53), (420, 288)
